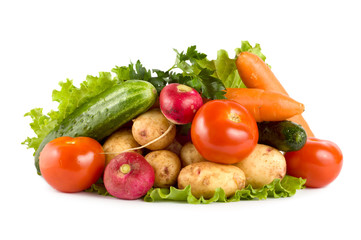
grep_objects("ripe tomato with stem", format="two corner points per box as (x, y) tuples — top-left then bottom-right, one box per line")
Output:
(191, 100), (258, 164)
(39, 136), (105, 193)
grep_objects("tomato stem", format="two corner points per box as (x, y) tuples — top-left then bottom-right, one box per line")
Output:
(228, 112), (241, 123)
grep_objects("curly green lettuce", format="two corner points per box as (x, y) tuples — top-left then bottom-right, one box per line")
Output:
(22, 72), (118, 154)
(144, 175), (306, 204)
(85, 175), (306, 204)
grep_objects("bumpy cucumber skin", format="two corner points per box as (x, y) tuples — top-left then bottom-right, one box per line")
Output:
(257, 120), (307, 152)
(34, 80), (157, 174)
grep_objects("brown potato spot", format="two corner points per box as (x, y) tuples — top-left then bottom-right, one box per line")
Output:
(140, 130), (147, 137)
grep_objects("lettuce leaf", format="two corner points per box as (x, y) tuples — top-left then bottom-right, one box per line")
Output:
(85, 175), (305, 204)
(207, 49), (246, 89)
(22, 72), (119, 154)
(235, 41), (266, 61)
(195, 41), (267, 89)
(22, 108), (59, 152)
(85, 184), (111, 196)
(144, 175), (306, 204)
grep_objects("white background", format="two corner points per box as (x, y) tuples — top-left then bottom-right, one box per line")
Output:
(1, 0), (360, 239)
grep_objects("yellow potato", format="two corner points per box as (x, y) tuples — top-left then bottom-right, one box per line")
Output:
(178, 162), (246, 199)
(234, 144), (286, 189)
(132, 108), (176, 150)
(180, 142), (207, 167)
(145, 150), (181, 188)
(102, 128), (142, 166)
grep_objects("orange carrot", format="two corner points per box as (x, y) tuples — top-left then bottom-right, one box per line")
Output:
(236, 52), (287, 93)
(225, 88), (305, 122)
(236, 52), (315, 137)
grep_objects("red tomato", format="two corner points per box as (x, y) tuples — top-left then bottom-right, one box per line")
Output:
(285, 137), (343, 188)
(191, 99), (258, 164)
(39, 136), (105, 193)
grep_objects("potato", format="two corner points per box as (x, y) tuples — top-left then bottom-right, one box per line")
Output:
(132, 108), (176, 150)
(144, 150), (181, 188)
(234, 144), (286, 189)
(178, 162), (246, 199)
(180, 142), (207, 167)
(102, 128), (142, 166)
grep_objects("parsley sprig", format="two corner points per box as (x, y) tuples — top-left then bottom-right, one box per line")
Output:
(112, 45), (227, 99)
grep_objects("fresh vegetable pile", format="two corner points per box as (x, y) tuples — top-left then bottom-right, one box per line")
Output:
(23, 41), (343, 204)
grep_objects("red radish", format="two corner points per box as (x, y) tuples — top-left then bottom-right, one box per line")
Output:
(103, 152), (154, 200)
(159, 83), (203, 124)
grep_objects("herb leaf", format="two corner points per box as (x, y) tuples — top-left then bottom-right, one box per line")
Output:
(174, 46), (227, 99)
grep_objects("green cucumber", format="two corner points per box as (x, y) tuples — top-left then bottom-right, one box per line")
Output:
(257, 120), (307, 152)
(34, 80), (157, 174)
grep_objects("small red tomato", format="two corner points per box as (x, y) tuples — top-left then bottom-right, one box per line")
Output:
(191, 99), (258, 164)
(285, 137), (343, 188)
(39, 136), (105, 193)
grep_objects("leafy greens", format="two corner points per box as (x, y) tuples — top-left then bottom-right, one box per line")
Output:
(145, 175), (306, 204)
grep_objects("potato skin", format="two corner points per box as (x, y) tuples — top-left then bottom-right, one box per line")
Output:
(180, 142), (207, 167)
(132, 108), (176, 150)
(102, 128), (142, 166)
(144, 150), (181, 188)
(178, 162), (246, 199)
(234, 144), (286, 189)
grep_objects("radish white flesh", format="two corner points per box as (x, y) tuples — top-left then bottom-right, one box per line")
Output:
(159, 83), (203, 125)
